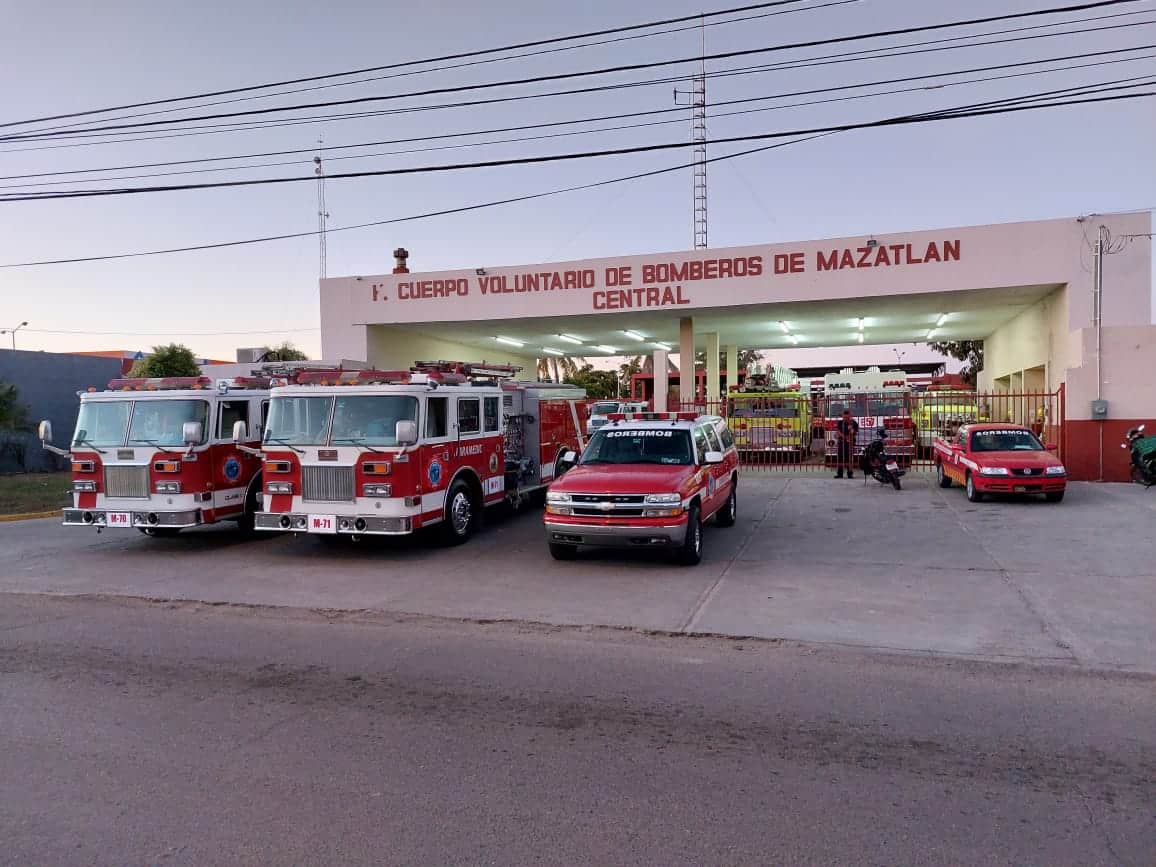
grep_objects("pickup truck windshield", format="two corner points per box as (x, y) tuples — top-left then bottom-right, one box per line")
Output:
(590, 402), (622, 415)
(970, 429), (1044, 452)
(581, 428), (693, 465)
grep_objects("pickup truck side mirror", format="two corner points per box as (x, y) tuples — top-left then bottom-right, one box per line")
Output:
(232, 419), (248, 443)
(182, 421), (203, 446)
(704, 450), (725, 465)
(38, 419), (53, 444)
(557, 450), (578, 475)
(396, 419), (418, 446)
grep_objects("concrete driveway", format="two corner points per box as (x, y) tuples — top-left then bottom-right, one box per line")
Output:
(3, 475), (1153, 672)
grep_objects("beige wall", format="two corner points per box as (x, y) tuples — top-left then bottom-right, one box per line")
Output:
(1066, 326), (1156, 420)
(366, 326), (539, 376)
(980, 287), (1068, 393)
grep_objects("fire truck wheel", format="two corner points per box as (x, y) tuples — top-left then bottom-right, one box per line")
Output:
(715, 483), (737, 527)
(236, 484), (261, 535)
(677, 503), (703, 566)
(549, 542), (578, 560)
(441, 479), (479, 545)
(138, 527), (181, 538)
(936, 462), (952, 488)
(965, 473), (983, 503)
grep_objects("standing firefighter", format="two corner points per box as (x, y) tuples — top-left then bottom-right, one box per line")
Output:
(835, 409), (859, 479)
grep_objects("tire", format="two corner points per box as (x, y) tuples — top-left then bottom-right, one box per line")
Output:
(936, 462), (952, 488)
(892, 475), (902, 491)
(236, 479), (261, 536)
(440, 479), (478, 546)
(138, 527), (181, 538)
(1045, 491), (1065, 503)
(965, 473), (983, 503)
(715, 482), (737, 527)
(677, 503), (703, 566)
(549, 542), (578, 560)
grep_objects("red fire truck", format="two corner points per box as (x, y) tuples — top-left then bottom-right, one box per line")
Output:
(39, 374), (273, 535)
(822, 368), (915, 464)
(252, 361), (586, 544)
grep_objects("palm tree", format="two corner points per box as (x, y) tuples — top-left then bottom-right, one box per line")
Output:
(536, 355), (585, 382)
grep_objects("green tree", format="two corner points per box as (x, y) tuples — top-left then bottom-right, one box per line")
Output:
(565, 365), (619, 399)
(694, 348), (762, 371)
(128, 344), (200, 377)
(536, 355), (584, 382)
(928, 340), (984, 386)
(259, 342), (309, 362)
(0, 380), (33, 472)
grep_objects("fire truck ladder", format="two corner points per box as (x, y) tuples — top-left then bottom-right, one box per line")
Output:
(412, 360), (524, 381)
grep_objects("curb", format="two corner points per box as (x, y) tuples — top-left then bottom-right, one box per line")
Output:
(0, 510), (60, 523)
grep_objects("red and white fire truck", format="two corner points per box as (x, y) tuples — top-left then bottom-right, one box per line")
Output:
(822, 368), (915, 463)
(252, 360), (586, 544)
(39, 374), (273, 535)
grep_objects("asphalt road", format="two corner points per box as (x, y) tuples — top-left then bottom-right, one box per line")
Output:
(3, 594), (1153, 866)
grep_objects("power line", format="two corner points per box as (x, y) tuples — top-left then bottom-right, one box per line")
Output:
(2, 85), (1150, 203)
(3, 0), (1144, 142)
(5, 54), (1154, 192)
(23, 327), (319, 336)
(0, 0), (822, 131)
(9, 16), (1153, 152)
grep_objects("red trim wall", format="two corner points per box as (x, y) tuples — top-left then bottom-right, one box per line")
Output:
(1065, 419), (1155, 481)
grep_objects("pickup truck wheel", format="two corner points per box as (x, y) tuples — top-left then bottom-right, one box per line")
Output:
(549, 542), (578, 560)
(965, 473), (983, 503)
(715, 483), (737, 527)
(677, 503), (703, 566)
(936, 462), (952, 488)
(1045, 491), (1065, 503)
(439, 480), (477, 546)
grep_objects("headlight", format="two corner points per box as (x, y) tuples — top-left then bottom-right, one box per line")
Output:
(644, 493), (682, 505)
(73, 480), (97, 492)
(155, 481), (182, 494)
(1045, 465), (1067, 476)
(546, 491), (571, 504)
(362, 483), (392, 497)
(545, 504), (573, 516)
(979, 467), (1010, 476)
(266, 481), (294, 494)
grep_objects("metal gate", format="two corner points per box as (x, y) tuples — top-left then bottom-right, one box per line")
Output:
(680, 387), (1064, 474)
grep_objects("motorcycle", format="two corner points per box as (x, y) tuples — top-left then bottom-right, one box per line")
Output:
(860, 428), (905, 491)
(1122, 424), (1156, 487)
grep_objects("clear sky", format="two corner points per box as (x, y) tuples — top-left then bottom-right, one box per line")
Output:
(1, 0), (1153, 363)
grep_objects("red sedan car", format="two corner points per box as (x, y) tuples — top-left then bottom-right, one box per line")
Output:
(934, 423), (1067, 503)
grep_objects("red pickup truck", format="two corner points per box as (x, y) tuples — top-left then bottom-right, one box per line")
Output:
(933, 423), (1066, 503)
(544, 412), (740, 565)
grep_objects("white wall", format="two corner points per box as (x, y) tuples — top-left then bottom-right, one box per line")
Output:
(366, 326), (539, 375)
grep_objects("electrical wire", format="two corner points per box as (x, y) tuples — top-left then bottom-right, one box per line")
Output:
(5, 57), (1155, 192)
(3, 0), (1143, 142)
(0, 0), (823, 131)
(9, 17), (1153, 151)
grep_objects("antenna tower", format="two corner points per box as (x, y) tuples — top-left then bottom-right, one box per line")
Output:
(314, 138), (329, 279)
(675, 19), (708, 249)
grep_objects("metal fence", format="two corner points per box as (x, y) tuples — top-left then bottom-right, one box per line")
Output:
(678, 387), (1064, 474)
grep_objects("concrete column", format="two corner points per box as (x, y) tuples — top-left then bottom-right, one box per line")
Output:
(678, 316), (695, 408)
(725, 344), (738, 396)
(705, 332), (720, 409)
(652, 350), (669, 412)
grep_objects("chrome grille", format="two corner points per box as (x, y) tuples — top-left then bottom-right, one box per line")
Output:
(103, 465), (150, 499)
(301, 465), (355, 502)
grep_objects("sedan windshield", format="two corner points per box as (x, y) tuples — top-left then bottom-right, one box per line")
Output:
(970, 429), (1044, 452)
(581, 428), (693, 465)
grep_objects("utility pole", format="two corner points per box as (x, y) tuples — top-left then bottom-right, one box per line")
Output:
(314, 137), (329, 280)
(674, 17), (708, 249)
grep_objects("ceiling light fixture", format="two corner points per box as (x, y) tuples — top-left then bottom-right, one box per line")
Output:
(595, 345), (618, 354)
(926, 329), (937, 341)
(936, 313), (949, 327)
(778, 320), (790, 334)
(857, 317), (865, 331)
(857, 332), (865, 344)
(557, 334), (584, 345)
(622, 330), (645, 341)
(790, 335), (800, 345)
(496, 336), (525, 347)
(652, 342), (672, 351)
(542, 347), (564, 356)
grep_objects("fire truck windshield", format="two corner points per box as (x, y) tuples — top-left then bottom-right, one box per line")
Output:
(74, 400), (131, 447)
(828, 396), (908, 417)
(581, 428), (693, 466)
(127, 400), (209, 446)
(265, 394), (420, 447)
(727, 397), (800, 418)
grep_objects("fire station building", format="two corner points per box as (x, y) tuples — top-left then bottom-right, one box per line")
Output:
(319, 211), (1154, 481)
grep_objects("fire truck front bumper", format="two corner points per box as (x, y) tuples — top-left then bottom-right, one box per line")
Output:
(253, 512), (413, 535)
(544, 516), (689, 548)
(61, 508), (203, 529)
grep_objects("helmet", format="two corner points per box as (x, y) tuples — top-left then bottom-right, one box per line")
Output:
(876, 427), (886, 439)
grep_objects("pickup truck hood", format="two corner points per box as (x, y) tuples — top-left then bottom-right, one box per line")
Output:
(552, 463), (693, 494)
(980, 450), (1063, 468)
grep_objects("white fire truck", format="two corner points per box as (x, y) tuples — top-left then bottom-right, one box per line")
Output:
(252, 360), (587, 544)
(822, 367), (915, 463)
(39, 374), (274, 535)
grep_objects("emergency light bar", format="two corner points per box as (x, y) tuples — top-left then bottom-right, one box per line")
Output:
(607, 411), (699, 422)
(107, 376), (213, 391)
